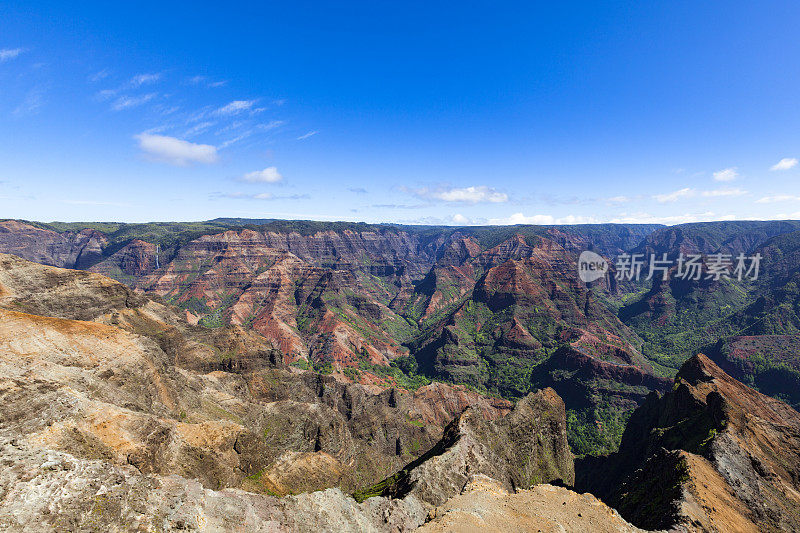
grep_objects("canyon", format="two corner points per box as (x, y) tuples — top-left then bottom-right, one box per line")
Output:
(4, 218), (800, 530)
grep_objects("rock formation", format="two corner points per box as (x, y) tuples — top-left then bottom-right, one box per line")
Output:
(577, 353), (800, 531)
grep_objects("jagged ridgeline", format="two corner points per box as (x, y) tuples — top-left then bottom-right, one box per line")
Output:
(6, 218), (800, 457)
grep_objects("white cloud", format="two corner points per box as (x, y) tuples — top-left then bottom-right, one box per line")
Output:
(240, 167), (283, 183)
(756, 194), (800, 203)
(216, 100), (256, 115)
(451, 213), (470, 224)
(491, 213), (553, 225)
(653, 188), (695, 203)
(771, 211), (800, 219)
(771, 158), (798, 171)
(555, 214), (598, 224)
(701, 188), (747, 197)
(130, 73), (161, 86)
(713, 167), (738, 182)
(135, 133), (219, 166)
(213, 192), (308, 201)
(413, 185), (508, 203)
(486, 213), (598, 225)
(297, 130), (318, 140)
(609, 211), (728, 225)
(0, 48), (24, 62)
(606, 195), (630, 204)
(96, 89), (117, 101)
(112, 93), (157, 111)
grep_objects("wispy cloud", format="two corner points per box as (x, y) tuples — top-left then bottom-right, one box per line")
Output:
(216, 100), (256, 115)
(713, 167), (738, 182)
(606, 195), (631, 204)
(219, 131), (255, 149)
(240, 167), (283, 183)
(135, 133), (218, 166)
(61, 199), (133, 207)
(189, 75), (228, 88)
(0, 48), (24, 62)
(756, 194), (800, 203)
(130, 73), (161, 86)
(112, 93), (157, 111)
(652, 187), (745, 202)
(96, 88), (117, 101)
(411, 185), (508, 204)
(183, 121), (215, 137)
(371, 203), (426, 209)
(297, 130), (318, 140)
(13, 88), (45, 116)
(89, 69), (110, 82)
(701, 188), (747, 197)
(653, 187), (695, 203)
(771, 158), (798, 171)
(348, 187), (367, 194)
(609, 211), (734, 225)
(257, 120), (285, 131)
(212, 192), (309, 201)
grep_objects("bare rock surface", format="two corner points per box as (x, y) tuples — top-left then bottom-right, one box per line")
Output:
(418, 476), (645, 533)
(0, 437), (428, 532)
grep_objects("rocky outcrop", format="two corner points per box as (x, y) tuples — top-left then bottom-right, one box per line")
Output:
(577, 353), (800, 532)
(0, 437), (430, 532)
(418, 475), (644, 533)
(354, 388), (573, 506)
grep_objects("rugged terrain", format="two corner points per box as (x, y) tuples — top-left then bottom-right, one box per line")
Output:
(0, 253), (519, 496)
(0, 219), (666, 455)
(0, 253), (643, 531)
(577, 353), (800, 532)
(7, 217), (800, 458)
(5, 220), (800, 530)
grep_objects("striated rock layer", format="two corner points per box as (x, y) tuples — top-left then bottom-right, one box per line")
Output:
(0, 253), (592, 532)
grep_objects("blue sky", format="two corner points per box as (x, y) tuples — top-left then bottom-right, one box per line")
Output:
(2, 1), (800, 225)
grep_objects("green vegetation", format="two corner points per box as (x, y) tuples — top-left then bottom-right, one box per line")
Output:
(358, 357), (431, 390)
(290, 359), (310, 370)
(312, 360), (334, 374)
(566, 403), (633, 457)
(342, 367), (362, 381)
